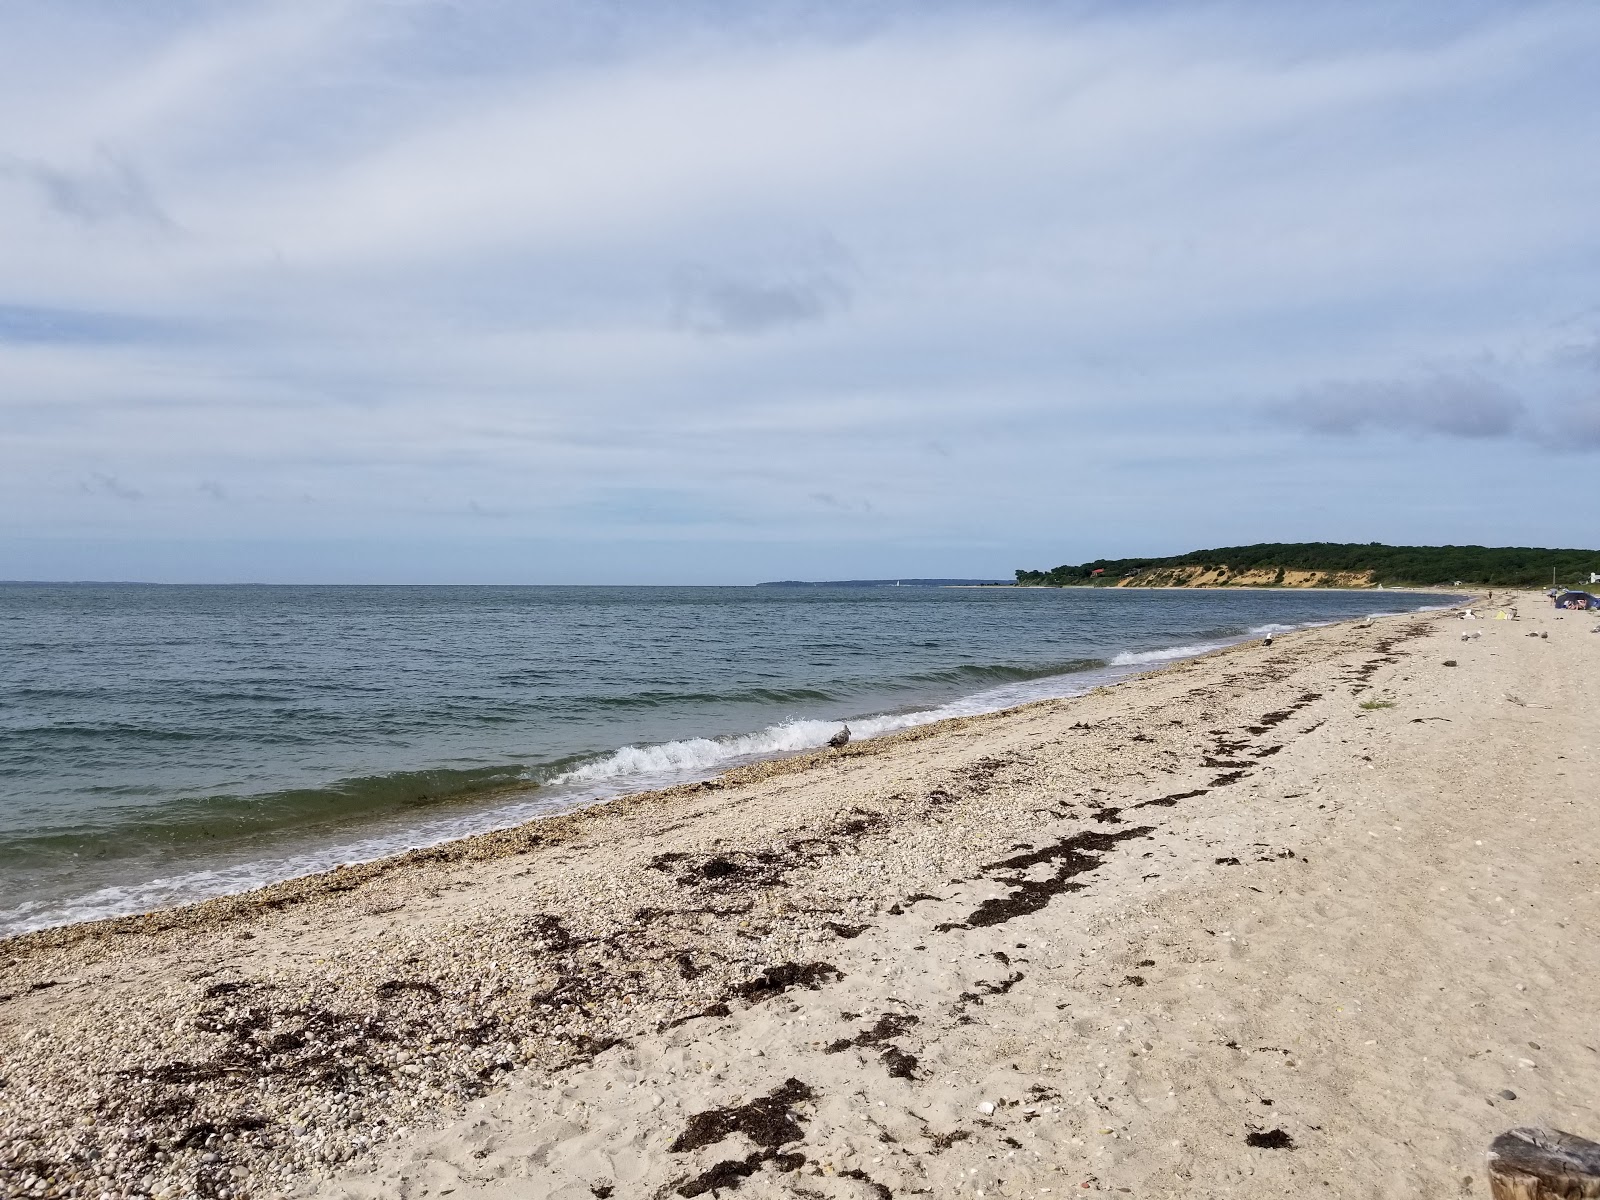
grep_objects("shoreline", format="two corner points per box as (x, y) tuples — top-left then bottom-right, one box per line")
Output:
(0, 624), (1278, 952)
(5, 594), (1456, 941)
(0, 690), (1082, 952)
(6, 592), (1598, 1200)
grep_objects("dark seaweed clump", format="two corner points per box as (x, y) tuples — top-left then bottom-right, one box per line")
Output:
(824, 1012), (920, 1079)
(1246, 1127), (1295, 1150)
(840, 1167), (893, 1199)
(677, 1151), (806, 1197)
(938, 827), (1152, 930)
(670, 1079), (815, 1153)
(734, 962), (842, 1003)
(670, 1080), (815, 1197)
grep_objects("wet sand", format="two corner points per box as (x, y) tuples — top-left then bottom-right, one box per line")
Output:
(3, 594), (1597, 1199)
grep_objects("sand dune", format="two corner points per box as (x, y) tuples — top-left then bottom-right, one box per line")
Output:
(3, 594), (1597, 1199)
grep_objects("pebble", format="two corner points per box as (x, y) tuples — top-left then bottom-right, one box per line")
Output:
(978, 1102), (996, 1115)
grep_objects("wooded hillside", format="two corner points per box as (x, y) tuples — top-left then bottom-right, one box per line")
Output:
(1015, 542), (1600, 588)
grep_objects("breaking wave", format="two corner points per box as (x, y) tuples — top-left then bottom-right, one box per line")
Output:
(1109, 642), (1230, 666)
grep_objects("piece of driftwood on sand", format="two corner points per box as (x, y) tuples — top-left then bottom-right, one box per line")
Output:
(1487, 1128), (1600, 1200)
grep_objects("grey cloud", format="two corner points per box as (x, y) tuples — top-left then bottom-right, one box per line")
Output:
(2, 147), (173, 229)
(83, 473), (142, 501)
(672, 267), (851, 335)
(1540, 396), (1600, 450)
(671, 239), (856, 335)
(1551, 327), (1600, 372)
(809, 491), (873, 513)
(1278, 374), (1526, 439)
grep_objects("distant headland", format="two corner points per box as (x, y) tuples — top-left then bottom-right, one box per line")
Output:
(1014, 541), (1600, 589)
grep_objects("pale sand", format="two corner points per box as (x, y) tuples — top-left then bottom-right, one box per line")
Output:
(3, 595), (1597, 1199)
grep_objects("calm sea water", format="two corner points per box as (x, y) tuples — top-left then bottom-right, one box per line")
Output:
(0, 584), (1444, 934)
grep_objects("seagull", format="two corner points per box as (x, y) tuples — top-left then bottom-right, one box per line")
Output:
(828, 725), (851, 749)
(1263, 635), (1274, 647)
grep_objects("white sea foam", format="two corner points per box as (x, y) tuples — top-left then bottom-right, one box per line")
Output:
(1109, 641), (1229, 666)
(552, 714), (925, 789)
(553, 720), (848, 785)
(548, 661), (1146, 793)
(1247, 622), (1298, 635)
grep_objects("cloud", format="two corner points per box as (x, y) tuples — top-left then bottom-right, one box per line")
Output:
(809, 491), (873, 513)
(82, 472), (142, 501)
(672, 265), (851, 335)
(1541, 395), (1600, 450)
(0, 147), (172, 228)
(1277, 373), (1527, 439)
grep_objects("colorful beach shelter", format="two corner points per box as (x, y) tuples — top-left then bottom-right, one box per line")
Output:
(1554, 590), (1598, 610)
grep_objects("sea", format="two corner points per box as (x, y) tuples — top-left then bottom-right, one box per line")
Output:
(0, 583), (1447, 936)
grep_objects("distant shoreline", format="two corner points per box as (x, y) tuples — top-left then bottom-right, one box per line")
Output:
(1015, 540), (1598, 591)
(1002, 583), (1468, 593)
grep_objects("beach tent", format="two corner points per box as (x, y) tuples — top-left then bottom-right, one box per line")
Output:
(1553, 590), (1599, 610)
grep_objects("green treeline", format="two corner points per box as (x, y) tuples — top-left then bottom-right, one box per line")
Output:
(1015, 542), (1600, 588)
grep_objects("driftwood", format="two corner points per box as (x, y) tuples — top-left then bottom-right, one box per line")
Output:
(1488, 1128), (1600, 1199)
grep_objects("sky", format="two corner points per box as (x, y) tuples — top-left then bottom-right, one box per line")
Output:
(1, 0), (1598, 584)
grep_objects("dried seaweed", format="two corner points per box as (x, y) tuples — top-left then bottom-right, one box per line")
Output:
(840, 1167), (893, 1198)
(670, 1079), (814, 1153)
(941, 828), (1152, 930)
(1246, 1127), (1295, 1150)
(676, 1150), (806, 1198)
(1136, 789), (1207, 809)
(733, 963), (842, 1003)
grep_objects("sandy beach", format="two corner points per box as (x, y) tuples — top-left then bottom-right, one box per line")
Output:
(4, 594), (1597, 1200)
